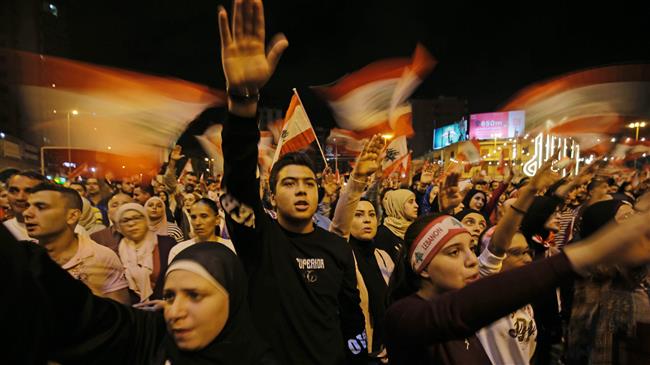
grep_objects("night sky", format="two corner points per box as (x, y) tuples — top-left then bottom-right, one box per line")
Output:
(63, 0), (650, 128)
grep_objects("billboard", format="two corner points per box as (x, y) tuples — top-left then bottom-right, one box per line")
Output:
(433, 117), (468, 149)
(469, 111), (525, 140)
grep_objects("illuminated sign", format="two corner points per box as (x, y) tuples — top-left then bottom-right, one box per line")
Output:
(523, 133), (580, 177)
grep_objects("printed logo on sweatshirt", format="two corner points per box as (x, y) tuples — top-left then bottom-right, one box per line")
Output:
(508, 317), (536, 343)
(296, 258), (325, 283)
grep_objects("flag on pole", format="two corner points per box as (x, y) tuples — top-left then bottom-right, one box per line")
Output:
(68, 162), (88, 180)
(272, 90), (322, 165)
(314, 44), (436, 138)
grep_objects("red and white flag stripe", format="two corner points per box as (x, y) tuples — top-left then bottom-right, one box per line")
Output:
(314, 44), (436, 138)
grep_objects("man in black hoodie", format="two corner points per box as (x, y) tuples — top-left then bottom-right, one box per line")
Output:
(216, 1), (367, 363)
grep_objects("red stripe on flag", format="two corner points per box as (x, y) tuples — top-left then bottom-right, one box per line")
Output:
(279, 129), (317, 155)
(314, 59), (411, 100)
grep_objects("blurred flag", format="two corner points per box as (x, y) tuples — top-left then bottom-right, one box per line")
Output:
(457, 140), (481, 164)
(500, 64), (650, 138)
(314, 44), (436, 138)
(6, 49), (224, 164)
(195, 124), (224, 175)
(68, 163), (88, 180)
(272, 92), (318, 164)
(327, 128), (367, 155)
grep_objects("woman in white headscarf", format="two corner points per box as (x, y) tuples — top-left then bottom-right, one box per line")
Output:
(374, 189), (419, 261)
(115, 203), (177, 303)
(145, 197), (184, 243)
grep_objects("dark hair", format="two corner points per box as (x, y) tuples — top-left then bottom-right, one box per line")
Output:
(8, 171), (47, 185)
(186, 171), (198, 178)
(69, 182), (87, 193)
(587, 178), (607, 192)
(387, 213), (447, 305)
(0, 168), (20, 183)
(27, 183), (83, 210)
(269, 152), (316, 194)
(193, 198), (220, 215)
(136, 184), (154, 196)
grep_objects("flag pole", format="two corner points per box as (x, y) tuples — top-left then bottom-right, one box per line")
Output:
(293, 88), (329, 168)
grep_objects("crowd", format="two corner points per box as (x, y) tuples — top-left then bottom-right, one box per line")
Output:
(2, 0), (650, 364)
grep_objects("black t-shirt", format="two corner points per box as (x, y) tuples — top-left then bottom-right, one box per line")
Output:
(373, 225), (404, 262)
(221, 113), (367, 365)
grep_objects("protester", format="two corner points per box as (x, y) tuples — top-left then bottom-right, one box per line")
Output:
(3, 171), (48, 241)
(77, 197), (107, 235)
(1, 233), (276, 364)
(114, 203), (176, 303)
(90, 192), (134, 253)
(384, 204), (650, 364)
(134, 184), (154, 205)
(22, 183), (130, 304)
(145, 196), (184, 243)
(374, 189), (418, 261)
(330, 135), (394, 361)
(217, 2), (367, 363)
(169, 198), (234, 263)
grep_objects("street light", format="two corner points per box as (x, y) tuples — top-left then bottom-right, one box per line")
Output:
(628, 121), (647, 141)
(66, 110), (79, 173)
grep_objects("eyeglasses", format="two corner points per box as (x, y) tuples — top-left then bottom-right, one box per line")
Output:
(506, 248), (534, 258)
(119, 215), (145, 225)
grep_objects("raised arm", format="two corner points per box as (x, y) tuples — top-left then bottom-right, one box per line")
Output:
(386, 207), (650, 346)
(330, 135), (383, 239)
(488, 161), (557, 256)
(217, 0), (288, 263)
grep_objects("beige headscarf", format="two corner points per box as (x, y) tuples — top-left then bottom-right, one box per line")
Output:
(78, 197), (98, 233)
(115, 203), (157, 302)
(145, 196), (168, 236)
(382, 189), (416, 239)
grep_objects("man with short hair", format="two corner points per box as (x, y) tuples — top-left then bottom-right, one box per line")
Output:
(90, 192), (134, 253)
(3, 171), (47, 241)
(23, 184), (130, 304)
(119, 177), (135, 196)
(217, 3), (366, 363)
(69, 182), (87, 198)
(133, 184), (154, 205)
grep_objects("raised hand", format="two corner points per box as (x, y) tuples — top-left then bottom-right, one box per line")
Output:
(170, 145), (185, 161)
(218, 0), (288, 93)
(528, 160), (558, 191)
(439, 172), (462, 212)
(353, 135), (384, 178)
(419, 161), (436, 185)
(322, 168), (340, 197)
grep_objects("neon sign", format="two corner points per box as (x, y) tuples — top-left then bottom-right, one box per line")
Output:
(523, 133), (580, 177)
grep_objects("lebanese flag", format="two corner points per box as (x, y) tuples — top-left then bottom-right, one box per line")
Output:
(457, 140), (481, 164)
(500, 64), (650, 137)
(272, 92), (318, 163)
(382, 136), (409, 177)
(314, 44), (436, 138)
(327, 128), (367, 154)
(68, 162), (88, 180)
(5, 49), (224, 161)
